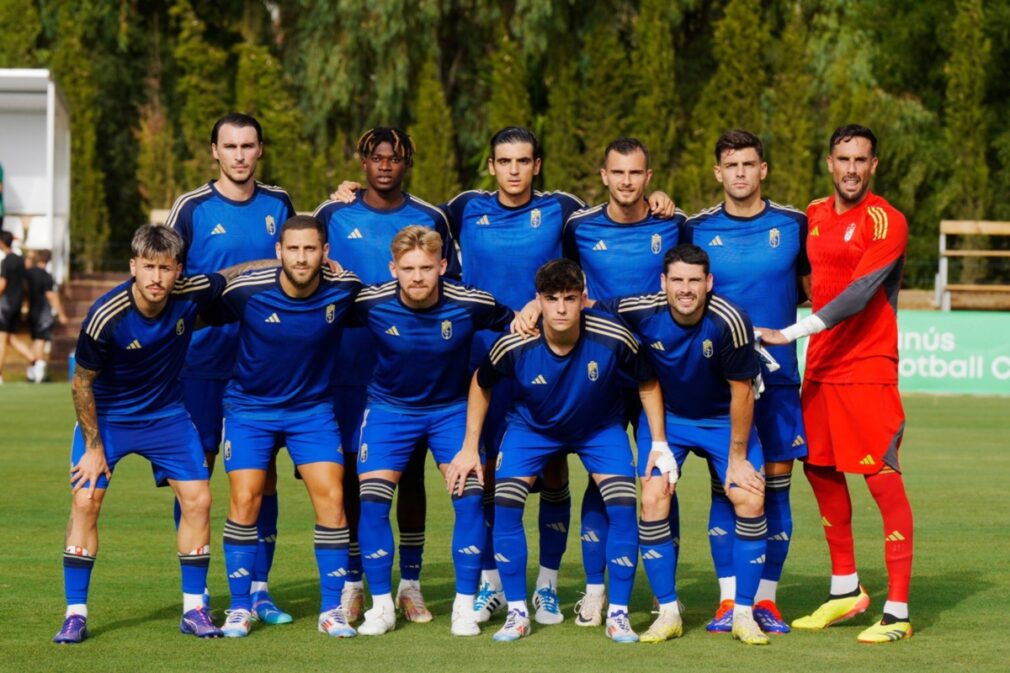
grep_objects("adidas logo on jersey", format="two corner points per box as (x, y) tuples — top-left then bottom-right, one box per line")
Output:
(364, 549), (389, 560)
(708, 236), (724, 246)
(792, 435), (806, 447)
(885, 530), (906, 542)
(859, 454), (876, 466)
(531, 374), (547, 385)
(650, 341), (665, 351)
(347, 228), (363, 239)
(610, 556), (635, 568)
(592, 240), (608, 251)
(126, 339), (142, 350)
(457, 545), (481, 555)
(749, 554), (766, 564)
(476, 215), (491, 226)
(642, 550), (663, 560)
(211, 224), (227, 235)
(768, 532), (790, 541)
(228, 567), (250, 579)
(385, 326), (400, 336)
(265, 313), (281, 323)
(810, 225), (820, 237)
(708, 526), (729, 536)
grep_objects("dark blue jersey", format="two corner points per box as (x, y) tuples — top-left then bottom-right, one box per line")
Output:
(445, 190), (585, 311)
(563, 203), (685, 300)
(210, 268), (362, 420)
(478, 309), (652, 439)
(75, 275), (225, 421)
(167, 181), (295, 380)
(682, 200), (808, 386)
(313, 192), (457, 386)
(352, 278), (514, 411)
(598, 292), (758, 427)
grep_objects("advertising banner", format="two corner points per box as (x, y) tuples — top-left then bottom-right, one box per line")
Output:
(795, 310), (1010, 396)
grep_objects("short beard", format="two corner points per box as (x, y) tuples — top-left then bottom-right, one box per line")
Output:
(282, 264), (320, 290)
(834, 178), (870, 206)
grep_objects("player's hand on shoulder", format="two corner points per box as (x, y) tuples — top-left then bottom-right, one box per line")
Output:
(647, 191), (676, 219)
(511, 299), (541, 337)
(755, 327), (788, 346)
(329, 181), (362, 204)
(725, 458), (764, 497)
(324, 257), (344, 274)
(71, 448), (111, 499)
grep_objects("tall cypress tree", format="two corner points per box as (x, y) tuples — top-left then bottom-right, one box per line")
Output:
(542, 54), (584, 196)
(678, 0), (770, 212)
(943, 0), (990, 281)
(479, 25), (535, 191)
(631, 0), (678, 196)
(407, 50), (461, 204)
(171, 0), (229, 189)
(765, 2), (814, 208)
(136, 33), (178, 214)
(49, 0), (110, 271)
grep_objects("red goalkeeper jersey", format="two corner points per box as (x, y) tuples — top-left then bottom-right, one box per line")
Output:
(804, 192), (907, 384)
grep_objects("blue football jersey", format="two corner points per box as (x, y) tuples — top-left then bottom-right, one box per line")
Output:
(313, 192), (457, 386)
(210, 267), (362, 420)
(682, 200), (808, 386)
(478, 309), (652, 439)
(563, 203), (685, 300)
(168, 181), (295, 380)
(598, 292), (758, 427)
(352, 279), (514, 410)
(75, 275), (226, 420)
(445, 190), (585, 311)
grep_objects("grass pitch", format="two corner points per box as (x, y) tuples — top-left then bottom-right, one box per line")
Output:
(0, 385), (1007, 672)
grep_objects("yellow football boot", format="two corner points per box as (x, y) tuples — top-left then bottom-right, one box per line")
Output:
(792, 585), (870, 631)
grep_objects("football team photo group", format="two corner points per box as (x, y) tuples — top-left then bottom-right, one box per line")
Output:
(54, 112), (916, 650)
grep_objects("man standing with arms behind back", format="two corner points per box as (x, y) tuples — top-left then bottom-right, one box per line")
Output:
(759, 125), (914, 644)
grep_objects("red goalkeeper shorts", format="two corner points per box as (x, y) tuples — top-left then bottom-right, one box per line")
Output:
(801, 381), (904, 474)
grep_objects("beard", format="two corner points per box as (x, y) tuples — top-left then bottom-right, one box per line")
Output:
(282, 264), (320, 290)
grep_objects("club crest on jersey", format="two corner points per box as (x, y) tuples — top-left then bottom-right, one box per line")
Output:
(769, 228), (780, 248)
(530, 208), (541, 228)
(266, 215), (276, 235)
(224, 440), (232, 461)
(702, 339), (714, 358)
(651, 233), (662, 254)
(176, 318), (185, 335)
(587, 360), (599, 381)
(326, 303), (336, 324)
(359, 443), (368, 464)
(441, 320), (453, 340)
(844, 222), (856, 242)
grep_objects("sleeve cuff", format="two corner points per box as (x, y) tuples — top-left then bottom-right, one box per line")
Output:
(780, 314), (827, 343)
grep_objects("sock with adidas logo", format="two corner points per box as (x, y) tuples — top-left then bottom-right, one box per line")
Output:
(253, 493), (279, 591)
(579, 479), (608, 587)
(315, 525), (350, 612)
(223, 519), (258, 611)
(760, 472), (793, 598)
(639, 519), (677, 604)
(537, 483), (570, 578)
(865, 469), (914, 605)
(358, 479), (396, 596)
(493, 478), (532, 604)
(708, 475), (736, 590)
(398, 528), (424, 582)
(803, 463), (857, 578)
(733, 515), (768, 608)
(599, 477), (638, 607)
(451, 473), (485, 593)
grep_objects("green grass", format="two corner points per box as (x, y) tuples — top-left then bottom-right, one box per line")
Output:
(1, 386), (1007, 672)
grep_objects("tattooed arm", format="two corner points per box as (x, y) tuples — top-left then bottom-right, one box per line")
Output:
(216, 258), (280, 281)
(70, 365), (111, 498)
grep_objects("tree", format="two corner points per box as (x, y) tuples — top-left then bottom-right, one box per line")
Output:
(631, 0), (679, 196)
(136, 40), (178, 214)
(171, 0), (230, 189)
(49, 0), (110, 271)
(542, 53), (584, 196)
(765, 2), (815, 208)
(678, 0), (771, 212)
(407, 50), (461, 204)
(0, 0), (42, 67)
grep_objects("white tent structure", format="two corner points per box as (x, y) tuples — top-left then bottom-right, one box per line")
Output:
(0, 69), (71, 283)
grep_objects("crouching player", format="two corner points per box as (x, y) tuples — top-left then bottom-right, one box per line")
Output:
(447, 258), (667, 643)
(55, 225), (262, 643)
(210, 215), (363, 639)
(596, 244), (769, 645)
(352, 226), (517, 637)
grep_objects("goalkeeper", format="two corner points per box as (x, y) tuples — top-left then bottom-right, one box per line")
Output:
(594, 244), (770, 646)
